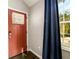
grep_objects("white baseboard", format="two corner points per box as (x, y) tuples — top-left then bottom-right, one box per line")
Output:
(27, 48), (42, 59)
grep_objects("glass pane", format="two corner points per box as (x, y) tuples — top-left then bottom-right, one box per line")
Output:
(64, 10), (70, 21)
(63, 0), (70, 21)
(57, 0), (64, 22)
(64, 23), (70, 47)
(64, 23), (70, 36)
(58, 0), (70, 50)
(60, 23), (63, 34)
(59, 13), (63, 21)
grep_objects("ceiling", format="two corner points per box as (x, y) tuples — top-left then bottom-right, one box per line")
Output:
(23, 0), (40, 7)
(23, 0), (64, 8)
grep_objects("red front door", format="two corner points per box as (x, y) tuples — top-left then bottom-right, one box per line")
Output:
(8, 9), (27, 57)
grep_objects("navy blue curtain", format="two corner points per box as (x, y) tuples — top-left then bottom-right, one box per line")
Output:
(42, 0), (62, 59)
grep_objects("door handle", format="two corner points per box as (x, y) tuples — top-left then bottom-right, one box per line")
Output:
(9, 31), (12, 38)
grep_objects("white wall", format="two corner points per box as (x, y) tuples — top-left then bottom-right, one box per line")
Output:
(8, 0), (29, 12)
(28, 0), (44, 57)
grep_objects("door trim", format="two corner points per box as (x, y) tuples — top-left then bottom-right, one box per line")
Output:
(8, 7), (27, 13)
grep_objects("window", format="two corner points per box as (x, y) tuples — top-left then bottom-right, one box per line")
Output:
(58, 0), (70, 51)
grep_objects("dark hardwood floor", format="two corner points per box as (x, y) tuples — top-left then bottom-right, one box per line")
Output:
(9, 51), (40, 59)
